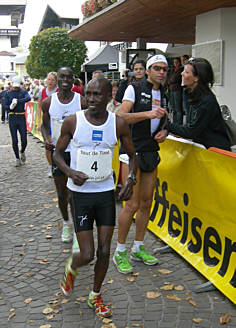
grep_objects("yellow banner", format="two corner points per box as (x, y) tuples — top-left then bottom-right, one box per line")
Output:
(148, 138), (236, 304)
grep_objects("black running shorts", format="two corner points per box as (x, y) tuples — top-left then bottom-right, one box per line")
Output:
(51, 150), (70, 177)
(70, 190), (116, 232)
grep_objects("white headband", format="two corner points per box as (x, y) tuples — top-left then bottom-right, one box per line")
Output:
(147, 55), (168, 69)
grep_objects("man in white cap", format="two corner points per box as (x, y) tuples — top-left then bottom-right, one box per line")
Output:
(4, 76), (31, 167)
(113, 54), (169, 274)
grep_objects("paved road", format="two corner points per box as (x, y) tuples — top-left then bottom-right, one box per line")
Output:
(0, 122), (235, 328)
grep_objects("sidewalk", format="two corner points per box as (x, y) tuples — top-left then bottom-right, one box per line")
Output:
(0, 123), (235, 328)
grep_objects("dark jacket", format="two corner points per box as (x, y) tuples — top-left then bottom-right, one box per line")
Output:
(168, 66), (183, 92)
(130, 80), (168, 152)
(0, 90), (8, 109)
(4, 88), (31, 113)
(165, 90), (231, 150)
(115, 77), (146, 103)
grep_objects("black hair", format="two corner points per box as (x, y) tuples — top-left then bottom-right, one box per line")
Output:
(173, 57), (181, 65)
(132, 59), (146, 70)
(182, 54), (189, 60)
(74, 78), (81, 86)
(187, 58), (215, 104)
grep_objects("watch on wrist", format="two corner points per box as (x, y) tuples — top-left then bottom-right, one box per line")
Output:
(127, 173), (137, 185)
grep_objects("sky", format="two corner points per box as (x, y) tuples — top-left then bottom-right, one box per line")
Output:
(19, 0), (100, 57)
(19, 0), (167, 58)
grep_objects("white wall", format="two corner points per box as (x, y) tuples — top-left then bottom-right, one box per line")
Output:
(0, 36), (12, 50)
(0, 56), (15, 75)
(196, 8), (236, 119)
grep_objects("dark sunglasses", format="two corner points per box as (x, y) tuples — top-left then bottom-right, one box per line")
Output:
(151, 65), (168, 72)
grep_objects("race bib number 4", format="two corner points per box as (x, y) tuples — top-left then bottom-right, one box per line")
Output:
(76, 149), (112, 181)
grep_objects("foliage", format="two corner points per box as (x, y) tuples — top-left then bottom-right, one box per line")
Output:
(26, 27), (87, 79)
(81, 0), (117, 19)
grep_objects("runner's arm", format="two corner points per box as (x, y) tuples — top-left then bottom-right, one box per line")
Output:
(53, 116), (88, 186)
(41, 97), (54, 150)
(116, 116), (138, 201)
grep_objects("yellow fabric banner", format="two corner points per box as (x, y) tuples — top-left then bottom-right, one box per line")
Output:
(148, 138), (236, 304)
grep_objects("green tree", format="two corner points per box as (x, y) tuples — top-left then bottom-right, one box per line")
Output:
(26, 27), (87, 78)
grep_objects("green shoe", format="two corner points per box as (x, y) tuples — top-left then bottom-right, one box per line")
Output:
(113, 250), (133, 274)
(130, 245), (159, 265)
(61, 222), (73, 243)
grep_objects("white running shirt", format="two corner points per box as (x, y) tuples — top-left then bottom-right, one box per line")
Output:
(49, 92), (81, 151)
(67, 110), (117, 193)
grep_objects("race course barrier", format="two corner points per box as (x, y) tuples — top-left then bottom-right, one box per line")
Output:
(26, 101), (236, 303)
(148, 136), (236, 304)
(25, 101), (43, 142)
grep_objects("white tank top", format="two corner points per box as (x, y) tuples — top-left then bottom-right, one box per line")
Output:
(49, 92), (81, 150)
(67, 110), (117, 193)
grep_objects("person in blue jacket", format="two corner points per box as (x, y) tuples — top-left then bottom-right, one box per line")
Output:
(4, 76), (31, 167)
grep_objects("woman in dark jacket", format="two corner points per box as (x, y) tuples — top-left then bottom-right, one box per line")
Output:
(155, 58), (231, 151)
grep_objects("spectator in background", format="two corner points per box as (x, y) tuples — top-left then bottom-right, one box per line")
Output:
(181, 54), (190, 66)
(72, 78), (83, 96)
(4, 76), (31, 167)
(38, 72), (58, 178)
(0, 84), (10, 123)
(155, 58), (231, 151)
(115, 59), (146, 103)
(106, 81), (121, 114)
(23, 81), (30, 92)
(92, 70), (104, 79)
(168, 57), (184, 124)
(32, 79), (44, 101)
(181, 55), (190, 123)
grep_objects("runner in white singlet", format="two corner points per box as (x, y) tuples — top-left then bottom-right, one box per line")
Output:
(41, 67), (87, 250)
(53, 78), (137, 318)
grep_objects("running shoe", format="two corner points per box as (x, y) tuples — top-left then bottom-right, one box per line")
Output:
(61, 222), (73, 243)
(48, 165), (52, 178)
(87, 292), (112, 318)
(60, 257), (78, 296)
(130, 245), (159, 265)
(15, 159), (21, 167)
(20, 152), (26, 165)
(113, 250), (133, 274)
(72, 232), (80, 254)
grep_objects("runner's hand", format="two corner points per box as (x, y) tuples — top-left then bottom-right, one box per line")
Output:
(118, 180), (134, 201)
(45, 137), (55, 151)
(70, 170), (88, 186)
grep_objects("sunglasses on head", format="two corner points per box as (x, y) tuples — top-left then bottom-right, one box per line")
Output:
(188, 58), (198, 75)
(151, 65), (168, 72)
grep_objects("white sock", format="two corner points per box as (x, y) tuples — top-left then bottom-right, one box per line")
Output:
(63, 220), (71, 226)
(132, 240), (144, 253)
(89, 290), (100, 298)
(68, 262), (77, 275)
(115, 242), (127, 254)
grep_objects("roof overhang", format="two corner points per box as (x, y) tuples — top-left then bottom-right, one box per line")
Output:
(69, 0), (236, 44)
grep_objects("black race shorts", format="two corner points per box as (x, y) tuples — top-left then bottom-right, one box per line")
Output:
(70, 190), (116, 232)
(51, 150), (70, 177)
